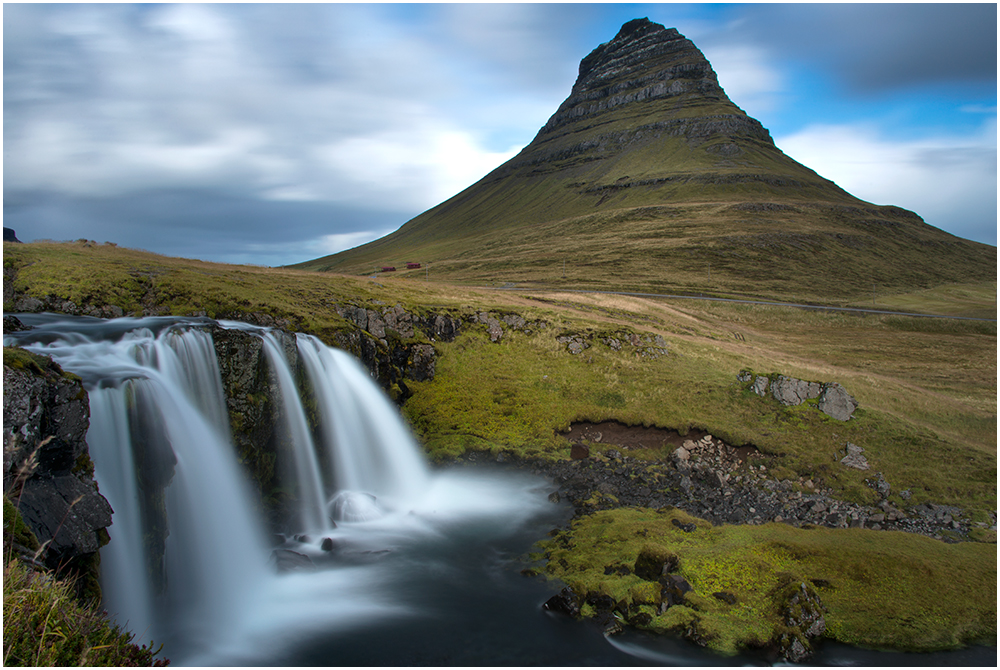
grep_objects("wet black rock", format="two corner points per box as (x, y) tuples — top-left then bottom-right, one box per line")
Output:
(3, 351), (113, 600)
(542, 586), (581, 617)
(672, 518), (696, 532)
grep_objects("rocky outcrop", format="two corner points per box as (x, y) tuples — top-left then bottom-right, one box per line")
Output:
(539, 18), (772, 148)
(211, 326), (293, 528)
(739, 370), (858, 421)
(769, 376), (822, 406)
(485, 423), (981, 542)
(776, 582), (827, 662)
(332, 303), (463, 400)
(3, 346), (113, 600)
(3, 226), (22, 243)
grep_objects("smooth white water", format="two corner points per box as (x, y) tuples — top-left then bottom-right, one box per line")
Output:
(6, 314), (996, 667)
(4, 315), (554, 665)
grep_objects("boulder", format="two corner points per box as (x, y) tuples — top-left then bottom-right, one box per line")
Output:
(751, 375), (769, 396)
(570, 443), (590, 460)
(769, 375), (822, 406)
(818, 383), (858, 421)
(3, 351), (113, 599)
(659, 574), (693, 609)
(542, 586), (581, 617)
(270, 548), (315, 572)
(840, 443), (870, 470)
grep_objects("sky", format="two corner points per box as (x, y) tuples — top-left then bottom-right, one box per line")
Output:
(4, 3), (997, 267)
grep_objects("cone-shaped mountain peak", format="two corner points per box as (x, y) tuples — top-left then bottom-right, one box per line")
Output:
(295, 20), (995, 302)
(543, 18), (736, 137)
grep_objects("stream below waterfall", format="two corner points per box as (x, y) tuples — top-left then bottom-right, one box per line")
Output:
(5, 313), (995, 667)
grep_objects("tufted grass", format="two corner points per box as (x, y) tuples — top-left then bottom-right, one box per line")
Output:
(2, 558), (169, 666)
(539, 507), (997, 654)
(3, 497), (168, 666)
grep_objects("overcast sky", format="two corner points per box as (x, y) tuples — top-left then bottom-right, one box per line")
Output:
(4, 3), (997, 267)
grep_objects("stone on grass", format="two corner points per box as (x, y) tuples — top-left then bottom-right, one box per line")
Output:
(840, 443), (870, 470)
(818, 383), (858, 420)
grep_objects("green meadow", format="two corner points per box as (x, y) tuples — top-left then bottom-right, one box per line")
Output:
(4, 240), (996, 654)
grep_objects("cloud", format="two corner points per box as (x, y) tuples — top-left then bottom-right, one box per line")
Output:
(737, 4), (997, 95)
(697, 43), (785, 115)
(3, 4), (530, 212)
(776, 120), (997, 245)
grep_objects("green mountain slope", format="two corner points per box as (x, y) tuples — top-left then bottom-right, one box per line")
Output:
(294, 18), (996, 304)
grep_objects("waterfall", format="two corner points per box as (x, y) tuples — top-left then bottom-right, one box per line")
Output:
(4, 314), (552, 665)
(296, 334), (431, 515)
(259, 332), (329, 532)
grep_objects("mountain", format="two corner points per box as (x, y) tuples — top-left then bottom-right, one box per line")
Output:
(294, 19), (995, 303)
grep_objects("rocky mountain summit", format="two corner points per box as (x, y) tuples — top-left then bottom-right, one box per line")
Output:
(528, 18), (775, 169)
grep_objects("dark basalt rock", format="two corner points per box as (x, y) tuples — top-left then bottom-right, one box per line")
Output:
(586, 592), (618, 612)
(3, 350), (112, 600)
(540, 18), (772, 147)
(659, 574), (693, 609)
(672, 518), (696, 532)
(542, 586), (581, 617)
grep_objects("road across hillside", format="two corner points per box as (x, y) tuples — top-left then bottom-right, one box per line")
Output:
(486, 286), (998, 322)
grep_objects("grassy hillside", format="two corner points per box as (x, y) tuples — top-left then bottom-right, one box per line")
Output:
(5, 241), (995, 511)
(4, 240), (996, 653)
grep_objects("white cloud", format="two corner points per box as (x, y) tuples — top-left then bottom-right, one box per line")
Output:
(699, 43), (785, 115)
(4, 3), (531, 215)
(776, 120), (997, 243)
(314, 121), (520, 210)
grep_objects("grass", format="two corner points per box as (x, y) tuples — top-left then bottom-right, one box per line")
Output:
(3, 239), (996, 656)
(539, 507), (997, 655)
(404, 313), (995, 513)
(3, 558), (168, 666)
(3, 497), (168, 666)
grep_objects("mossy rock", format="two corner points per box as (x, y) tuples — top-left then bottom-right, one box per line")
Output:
(3, 495), (40, 552)
(634, 542), (679, 581)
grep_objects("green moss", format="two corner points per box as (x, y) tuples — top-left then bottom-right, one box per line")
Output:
(3, 496), (40, 552)
(543, 507), (997, 654)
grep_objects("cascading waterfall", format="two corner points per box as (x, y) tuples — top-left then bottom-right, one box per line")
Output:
(296, 334), (431, 518)
(258, 332), (329, 532)
(5, 314), (555, 665)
